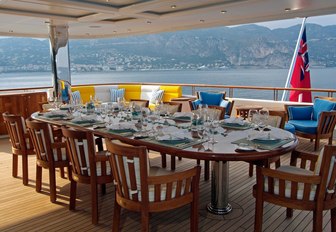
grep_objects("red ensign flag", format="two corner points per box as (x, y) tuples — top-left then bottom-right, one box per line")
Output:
(289, 27), (312, 102)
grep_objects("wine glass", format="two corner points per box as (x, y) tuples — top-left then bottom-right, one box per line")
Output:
(248, 109), (259, 129)
(258, 108), (269, 131)
(209, 119), (219, 144)
(48, 96), (55, 109)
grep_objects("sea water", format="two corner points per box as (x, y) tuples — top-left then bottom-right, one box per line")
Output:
(0, 68), (335, 100)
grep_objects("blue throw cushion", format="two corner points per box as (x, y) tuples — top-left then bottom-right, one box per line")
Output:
(110, 88), (125, 102)
(191, 99), (202, 110)
(71, 91), (82, 104)
(219, 99), (231, 115)
(287, 106), (313, 120)
(288, 120), (318, 134)
(199, 92), (223, 106)
(312, 98), (336, 121)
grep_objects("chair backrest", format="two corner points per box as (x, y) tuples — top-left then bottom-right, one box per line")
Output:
(312, 98), (336, 121)
(196, 91), (226, 106)
(163, 101), (182, 114)
(314, 96), (336, 102)
(106, 139), (200, 206)
(106, 139), (148, 202)
(207, 105), (225, 120)
(130, 99), (149, 108)
(315, 145), (336, 202)
(26, 118), (67, 162)
(2, 112), (32, 154)
(62, 127), (98, 178)
(196, 91), (226, 104)
(225, 99), (235, 117)
(317, 111), (336, 136)
(267, 110), (286, 129)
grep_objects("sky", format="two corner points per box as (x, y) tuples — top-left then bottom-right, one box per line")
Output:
(255, 14), (336, 29)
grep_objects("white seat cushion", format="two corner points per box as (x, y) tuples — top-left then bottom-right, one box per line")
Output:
(264, 165), (316, 201)
(95, 85), (118, 102)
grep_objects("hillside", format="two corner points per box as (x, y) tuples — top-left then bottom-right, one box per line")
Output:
(0, 23), (335, 72)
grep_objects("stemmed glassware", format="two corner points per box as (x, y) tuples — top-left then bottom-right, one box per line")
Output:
(48, 96), (55, 109)
(257, 108), (269, 132)
(248, 109), (259, 128)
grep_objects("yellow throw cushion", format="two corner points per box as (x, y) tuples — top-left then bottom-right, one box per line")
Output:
(119, 85), (141, 101)
(159, 86), (182, 102)
(71, 86), (95, 104)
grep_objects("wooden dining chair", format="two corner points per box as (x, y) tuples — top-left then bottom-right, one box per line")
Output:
(162, 101), (182, 114)
(2, 112), (35, 186)
(62, 127), (114, 224)
(26, 118), (70, 202)
(248, 110), (287, 177)
(130, 99), (149, 108)
(254, 145), (336, 232)
(105, 139), (201, 232)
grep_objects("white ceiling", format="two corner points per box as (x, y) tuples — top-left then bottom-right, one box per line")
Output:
(0, 0), (336, 39)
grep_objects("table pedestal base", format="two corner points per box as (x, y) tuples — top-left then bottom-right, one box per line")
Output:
(207, 202), (232, 215)
(207, 161), (232, 215)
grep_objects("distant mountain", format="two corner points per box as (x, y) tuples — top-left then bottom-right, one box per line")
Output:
(0, 23), (335, 72)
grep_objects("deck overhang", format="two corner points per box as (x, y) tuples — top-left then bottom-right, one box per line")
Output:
(0, 0), (336, 39)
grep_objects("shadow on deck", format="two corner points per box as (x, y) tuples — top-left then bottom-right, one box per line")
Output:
(0, 137), (333, 232)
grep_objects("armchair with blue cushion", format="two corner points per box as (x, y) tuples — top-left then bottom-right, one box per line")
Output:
(190, 91), (234, 119)
(285, 98), (336, 151)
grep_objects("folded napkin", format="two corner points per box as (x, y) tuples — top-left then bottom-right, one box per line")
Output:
(157, 118), (176, 125)
(71, 115), (98, 124)
(223, 117), (245, 125)
(43, 110), (68, 118)
(156, 135), (190, 146)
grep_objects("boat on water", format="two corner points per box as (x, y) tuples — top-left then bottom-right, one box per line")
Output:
(0, 1), (336, 231)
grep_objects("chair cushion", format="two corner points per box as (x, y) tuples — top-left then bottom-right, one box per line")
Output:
(150, 89), (164, 104)
(159, 86), (182, 102)
(264, 165), (316, 201)
(287, 106), (313, 120)
(191, 99), (201, 110)
(288, 120), (318, 134)
(119, 85), (141, 101)
(313, 98), (336, 121)
(199, 92), (224, 106)
(284, 123), (296, 134)
(95, 85), (118, 102)
(110, 88), (125, 102)
(219, 99), (231, 115)
(71, 86), (95, 103)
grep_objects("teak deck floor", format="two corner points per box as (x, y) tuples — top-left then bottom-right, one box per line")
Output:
(0, 137), (333, 232)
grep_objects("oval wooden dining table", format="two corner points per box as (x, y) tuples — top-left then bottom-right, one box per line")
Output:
(31, 112), (298, 215)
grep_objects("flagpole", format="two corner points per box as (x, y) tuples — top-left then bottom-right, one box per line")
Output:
(281, 17), (307, 101)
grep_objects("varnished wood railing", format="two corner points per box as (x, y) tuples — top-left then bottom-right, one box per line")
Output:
(0, 82), (335, 101)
